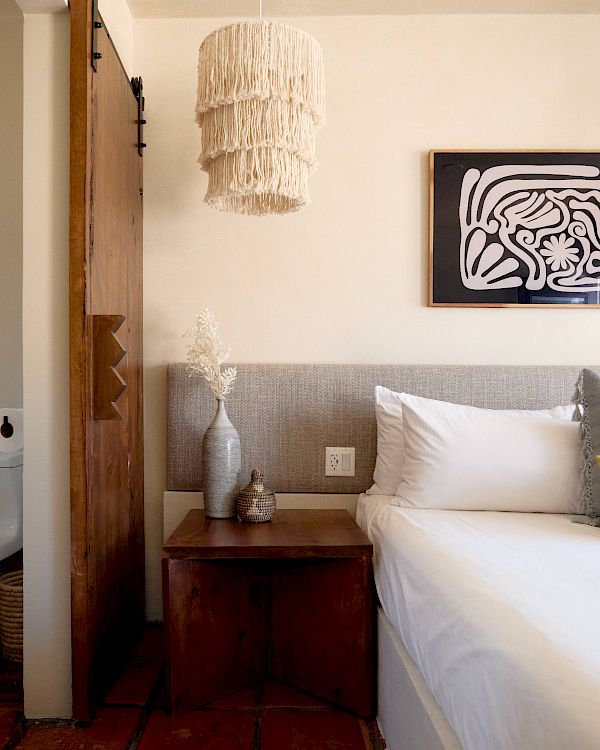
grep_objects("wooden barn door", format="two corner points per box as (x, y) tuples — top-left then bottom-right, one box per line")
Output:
(69, 0), (145, 721)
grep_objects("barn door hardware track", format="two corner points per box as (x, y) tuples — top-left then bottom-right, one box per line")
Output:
(91, 0), (102, 70)
(131, 77), (147, 157)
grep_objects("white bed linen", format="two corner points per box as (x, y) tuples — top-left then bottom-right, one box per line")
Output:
(356, 494), (600, 750)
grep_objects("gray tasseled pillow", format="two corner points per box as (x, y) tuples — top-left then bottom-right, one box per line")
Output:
(574, 368), (600, 526)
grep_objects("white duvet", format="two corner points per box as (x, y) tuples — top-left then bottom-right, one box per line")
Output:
(356, 494), (600, 750)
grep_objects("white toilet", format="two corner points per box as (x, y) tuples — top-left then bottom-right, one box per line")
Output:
(0, 409), (23, 561)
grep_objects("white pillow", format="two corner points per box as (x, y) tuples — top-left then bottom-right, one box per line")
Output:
(367, 386), (405, 496)
(392, 393), (580, 513)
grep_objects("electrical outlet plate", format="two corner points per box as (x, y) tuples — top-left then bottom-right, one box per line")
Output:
(325, 447), (355, 477)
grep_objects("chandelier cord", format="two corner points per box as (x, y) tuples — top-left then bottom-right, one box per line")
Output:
(259, 0), (263, 20)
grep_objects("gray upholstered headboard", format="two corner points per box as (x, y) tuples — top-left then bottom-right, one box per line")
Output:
(167, 364), (583, 494)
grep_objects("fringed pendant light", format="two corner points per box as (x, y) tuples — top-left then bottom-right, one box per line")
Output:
(195, 14), (326, 216)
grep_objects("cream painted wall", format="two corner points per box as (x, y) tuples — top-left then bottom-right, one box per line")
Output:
(99, 0), (134, 76)
(136, 14), (600, 620)
(22, 10), (71, 718)
(0, 4), (23, 408)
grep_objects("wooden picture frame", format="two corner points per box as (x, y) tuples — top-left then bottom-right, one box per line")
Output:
(429, 150), (600, 307)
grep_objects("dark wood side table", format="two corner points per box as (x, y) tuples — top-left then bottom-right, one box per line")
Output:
(162, 509), (375, 718)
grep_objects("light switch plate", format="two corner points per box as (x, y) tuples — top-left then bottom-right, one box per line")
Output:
(325, 447), (355, 477)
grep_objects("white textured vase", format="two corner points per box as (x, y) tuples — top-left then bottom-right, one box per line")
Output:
(202, 399), (241, 518)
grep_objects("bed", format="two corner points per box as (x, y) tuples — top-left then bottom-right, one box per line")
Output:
(357, 495), (600, 750)
(167, 362), (598, 750)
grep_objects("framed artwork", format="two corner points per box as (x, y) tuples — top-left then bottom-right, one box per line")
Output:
(429, 150), (600, 307)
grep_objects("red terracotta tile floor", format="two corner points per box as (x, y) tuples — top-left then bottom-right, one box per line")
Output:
(0, 656), (24, 748)
(6, 625), (386, 750)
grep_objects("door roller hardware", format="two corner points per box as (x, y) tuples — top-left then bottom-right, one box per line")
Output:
(91, 0), (101, 71)
(131, 77), (147, 157)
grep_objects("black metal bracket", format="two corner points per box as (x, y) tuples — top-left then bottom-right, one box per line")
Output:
(91, 0), (103, 71)
(131, 77), (147, 157)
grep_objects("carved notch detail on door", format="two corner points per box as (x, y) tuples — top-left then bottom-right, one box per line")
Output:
(92, 315), (127, 420)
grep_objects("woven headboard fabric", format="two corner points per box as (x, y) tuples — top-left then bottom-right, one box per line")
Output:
(167, 363), (585, 494)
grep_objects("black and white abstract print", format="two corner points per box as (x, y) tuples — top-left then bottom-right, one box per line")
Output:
(431, 152), (600, 306)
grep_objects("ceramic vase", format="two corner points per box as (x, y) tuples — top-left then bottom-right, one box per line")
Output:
(202, 399), (241, 518)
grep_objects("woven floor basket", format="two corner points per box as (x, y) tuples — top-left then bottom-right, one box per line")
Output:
(0, 571), (23, 662)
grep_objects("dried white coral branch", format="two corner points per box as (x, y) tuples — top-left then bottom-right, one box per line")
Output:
(185, 309), (237, 400)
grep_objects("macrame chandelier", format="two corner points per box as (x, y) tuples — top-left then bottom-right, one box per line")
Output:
(195, 18), (326, 216)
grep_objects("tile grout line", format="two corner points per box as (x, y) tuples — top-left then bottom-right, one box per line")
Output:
(196, 704), (336, 714)
(124, 665), (165, 750)
(252, 681), (264, 750)
(251, 710), (262, 750)
(1, 712), (25, 750)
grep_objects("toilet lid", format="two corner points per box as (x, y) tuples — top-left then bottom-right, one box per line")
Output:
(0, 450), (23, 469)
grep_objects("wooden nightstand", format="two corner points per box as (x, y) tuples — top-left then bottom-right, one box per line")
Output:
(162, 509), (375, 717)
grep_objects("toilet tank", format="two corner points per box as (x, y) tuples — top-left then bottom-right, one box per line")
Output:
(0, 409), (23, 556)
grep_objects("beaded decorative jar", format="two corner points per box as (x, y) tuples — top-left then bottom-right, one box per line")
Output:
(236, 468), (276, 523)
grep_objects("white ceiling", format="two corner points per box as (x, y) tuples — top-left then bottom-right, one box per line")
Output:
(127, 0), (600, 18)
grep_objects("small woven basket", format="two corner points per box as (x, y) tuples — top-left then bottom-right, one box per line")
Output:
(0, 571), (23, 662)
(236, 468), (276, 523)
